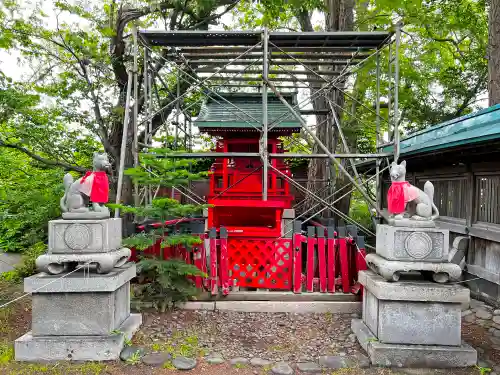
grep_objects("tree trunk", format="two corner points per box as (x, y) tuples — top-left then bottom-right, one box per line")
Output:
(298, 0), (354, 225)
(489, 0), (500, 105)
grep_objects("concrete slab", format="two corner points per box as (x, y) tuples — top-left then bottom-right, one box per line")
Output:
(351, 319), (477, 368)
(15, 313), (142, 362)
(197, 291), (357, 302)
(213, 301), (361, 314)
(24, 263), (136, 293)
(178, 302), (215, 310)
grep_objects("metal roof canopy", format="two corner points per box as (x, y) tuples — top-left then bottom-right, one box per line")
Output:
(139, 30), (392, 49)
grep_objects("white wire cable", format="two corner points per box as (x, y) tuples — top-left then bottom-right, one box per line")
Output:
(0, 261), (92, 309)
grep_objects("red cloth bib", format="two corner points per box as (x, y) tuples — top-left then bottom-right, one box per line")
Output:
(81, 171), (109, 203)
(387, 181), (411, 214)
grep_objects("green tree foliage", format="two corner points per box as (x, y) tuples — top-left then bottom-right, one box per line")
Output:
(0, 0), (240, 208)
(0, 75), (96, 253)
(111, 146), (210, 310)
(234, 0), (488, 147)
(0, 149), (63, 252)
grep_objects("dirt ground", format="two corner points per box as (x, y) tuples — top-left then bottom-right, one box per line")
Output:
(0, 280), (489, 375)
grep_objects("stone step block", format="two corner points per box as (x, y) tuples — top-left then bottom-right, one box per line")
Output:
(28, 264), (136, 336)
(15, 314), (142, 361)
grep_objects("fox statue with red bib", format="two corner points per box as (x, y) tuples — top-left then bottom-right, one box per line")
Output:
(387, 160), (439, 221)
(60, 152), (111, 218)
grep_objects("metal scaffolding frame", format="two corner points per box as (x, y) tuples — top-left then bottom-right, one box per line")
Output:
(115, 26), (402, 231)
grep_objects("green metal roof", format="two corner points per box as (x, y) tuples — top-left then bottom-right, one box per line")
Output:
(383, 104), (500, 156)
(194, 92), (301, 131)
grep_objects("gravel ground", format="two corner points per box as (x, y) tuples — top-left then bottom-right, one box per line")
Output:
(134, 310), (362, 362)
(0, 278), (495, 375)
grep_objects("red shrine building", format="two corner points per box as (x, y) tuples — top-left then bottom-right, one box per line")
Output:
(135, 91), (366, 296)
(194, 92), (300, 239)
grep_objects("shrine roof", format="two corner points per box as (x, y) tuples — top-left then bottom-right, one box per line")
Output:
(382, 104), (500, 156)
(194, 92), (302, 133)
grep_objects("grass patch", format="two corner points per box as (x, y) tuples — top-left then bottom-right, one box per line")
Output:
(125, 350), (142, 365)
(0, 307), (13, 335)
(149, 331), (204, 359)
(0, 341), (14, 365)
(5, 362), (107, 375)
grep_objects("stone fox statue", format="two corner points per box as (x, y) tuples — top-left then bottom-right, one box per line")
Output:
(387, 160), (439, 220)
(60, 152), (111, 214)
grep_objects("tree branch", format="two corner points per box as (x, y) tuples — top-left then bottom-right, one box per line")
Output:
(423, 25), (465, 59)
(454, 72), (487, 117)
(53, 16), (114, 159)
(0, 141), (87, 173)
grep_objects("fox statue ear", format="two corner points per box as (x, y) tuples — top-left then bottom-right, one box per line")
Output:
(401, 160), (406, 168)
(93, 151), (99, 158)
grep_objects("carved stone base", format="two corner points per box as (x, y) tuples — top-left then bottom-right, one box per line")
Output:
(36, 248), (131, 275)
(376, 224), (449, 262)
(351, 319), (477, 368)
(366, 253), (462, 283)
(49, 218), (122, 254)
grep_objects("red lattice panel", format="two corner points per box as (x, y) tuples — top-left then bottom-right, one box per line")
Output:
(228, 238), (292, 290)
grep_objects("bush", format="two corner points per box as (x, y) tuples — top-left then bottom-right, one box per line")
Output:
(114, 146), (210, 311)
(132, 257), (206, 312)
(349, 194), (375, 233)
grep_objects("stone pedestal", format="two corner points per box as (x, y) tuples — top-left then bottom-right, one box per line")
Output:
(351, 270), (477, 368)
(15, 264), (142, 361)
(281, 209), (295, 239)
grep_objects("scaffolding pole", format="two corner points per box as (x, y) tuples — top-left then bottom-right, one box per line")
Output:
(261, 28), (269, 201)
(115, 71), (133, 218)
(375, 49), (382, 218)
(175, 74), (180, 151)
(393, 23), (402, 162)
(132, 25), (139, 207)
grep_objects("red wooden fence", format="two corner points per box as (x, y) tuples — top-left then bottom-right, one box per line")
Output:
(130, 223), (366, 296)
